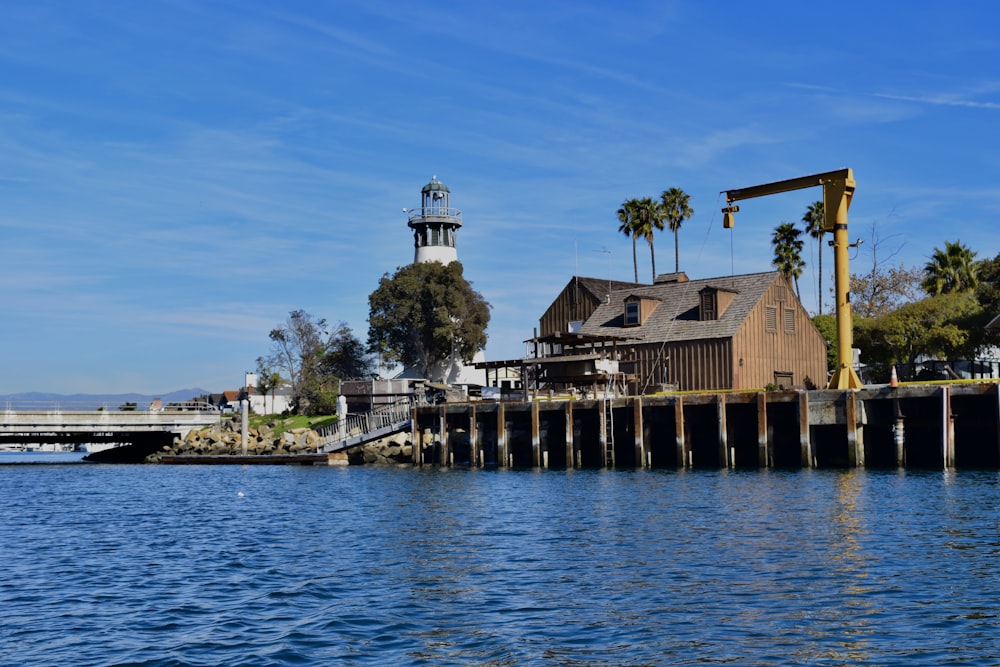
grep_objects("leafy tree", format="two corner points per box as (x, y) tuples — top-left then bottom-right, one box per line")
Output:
(771, 222), (805, 299)
(854, 293), (981, 379)
(922, 240), (979, 295)
(811, 313), (838, 371)
(262, 310), (368, 415)
(659, 187), (694, 274)
(368, 261), (490, 382)
(321, 322), (375, 381)
(802, 201), (825, 315)
(975, 251), (1000, 313)
(264, 309), (327, 412)
(974, 251), (1000, 347)
(617, 199), (640, 283)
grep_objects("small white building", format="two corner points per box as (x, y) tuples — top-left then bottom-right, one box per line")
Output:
(250, 382), (294, 415)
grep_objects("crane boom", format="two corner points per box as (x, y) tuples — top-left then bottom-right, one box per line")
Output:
(720, 168), (862, 390)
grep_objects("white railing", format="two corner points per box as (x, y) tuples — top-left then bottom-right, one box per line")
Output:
(317, 399), (413, 450)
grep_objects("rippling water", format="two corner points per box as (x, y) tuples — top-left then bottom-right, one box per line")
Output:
(1, 460), (998, 666)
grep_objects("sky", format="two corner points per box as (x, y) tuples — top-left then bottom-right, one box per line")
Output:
(2, 0), (999, 395)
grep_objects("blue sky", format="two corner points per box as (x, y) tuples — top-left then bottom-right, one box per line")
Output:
(2, 0), (998, 395)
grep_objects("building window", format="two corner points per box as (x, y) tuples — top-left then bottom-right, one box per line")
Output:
(783, 307), (795, 333)
(765, 305), (777, 331)
(625, 302), (640, 326)
(775, 285), (787, 301)
(700, 291), (717, 321)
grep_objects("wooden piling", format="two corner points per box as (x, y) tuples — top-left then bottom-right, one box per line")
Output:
(565, 401), (576, 469)
(531, 402), (542, 468)
(944, 386), (955, 469)
(845, 391), (863, 468)
(757, 392), (769, 467)
(498, 402), (508, 468)
(717, 394), (729, 468)
(675, 396), (687, 468)
(634, 397), (646, 469)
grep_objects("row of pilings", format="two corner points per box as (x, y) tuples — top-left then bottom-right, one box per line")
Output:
(411, 382), (1000, 470)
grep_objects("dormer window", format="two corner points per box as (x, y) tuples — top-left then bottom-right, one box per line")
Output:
(623, 294), (660, 327)
(625, 302), (640, 326)
(699, 286), (737, 321)
(700, 290), (717, 321)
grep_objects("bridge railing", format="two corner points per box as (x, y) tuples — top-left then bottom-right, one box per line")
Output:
(2, 400), (218, 413)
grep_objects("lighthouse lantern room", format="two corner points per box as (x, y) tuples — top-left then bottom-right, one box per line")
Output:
(406, 176), (463, 264)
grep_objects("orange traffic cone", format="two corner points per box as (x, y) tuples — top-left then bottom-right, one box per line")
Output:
(890, 365), (899, 388)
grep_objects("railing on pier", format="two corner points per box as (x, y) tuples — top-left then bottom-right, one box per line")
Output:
(317, 399), (414, 453)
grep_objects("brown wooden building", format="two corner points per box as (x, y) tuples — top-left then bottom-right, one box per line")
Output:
(539, 276), (643, 336)
(540, 271), (828, 393)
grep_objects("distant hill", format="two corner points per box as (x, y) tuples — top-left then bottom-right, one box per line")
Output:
(0, 389), (210, 410)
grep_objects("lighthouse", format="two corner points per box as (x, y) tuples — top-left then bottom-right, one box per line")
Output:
(406, 176), (462, 264)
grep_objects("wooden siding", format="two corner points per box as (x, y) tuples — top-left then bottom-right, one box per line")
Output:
(540, 277), (644, 336)
(540, 286), (600, 335)
(623, 338), (733, 393)
(731, 278), (828, 389)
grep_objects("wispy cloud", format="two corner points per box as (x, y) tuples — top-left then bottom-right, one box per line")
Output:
(873, 92), (1000, 110)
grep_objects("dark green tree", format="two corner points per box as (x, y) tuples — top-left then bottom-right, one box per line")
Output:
(811, 313), (838, 372)
(922, 240), (979, 295)
(321, 322), (375, 381)
(659, 187), (694, 274)
(802, 201), (825, 314)
(975, 251), (1000, 314)
(771, 222), (805, 299)
(368, 261), (490, 382)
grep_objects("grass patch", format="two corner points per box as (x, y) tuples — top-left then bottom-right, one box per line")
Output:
(248, 413), (338, 434)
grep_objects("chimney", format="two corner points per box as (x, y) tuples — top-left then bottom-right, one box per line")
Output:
(654, 272), (689, 284)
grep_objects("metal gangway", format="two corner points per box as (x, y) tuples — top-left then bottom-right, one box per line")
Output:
(317, 398), (414, 454)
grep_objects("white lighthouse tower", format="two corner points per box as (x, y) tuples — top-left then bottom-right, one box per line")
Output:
(407, 176), (462, 264)
(396, 177), (484, 387)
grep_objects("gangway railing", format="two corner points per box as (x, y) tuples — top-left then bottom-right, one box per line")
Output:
(317, 398), (414, 453)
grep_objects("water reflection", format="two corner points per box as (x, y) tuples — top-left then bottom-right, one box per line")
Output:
(1, 465), (999, 665)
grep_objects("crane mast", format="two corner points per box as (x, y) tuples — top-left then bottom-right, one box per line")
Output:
(721, 168), (862, 390)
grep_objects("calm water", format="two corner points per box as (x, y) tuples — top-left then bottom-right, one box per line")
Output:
(1, 458), (998, 666)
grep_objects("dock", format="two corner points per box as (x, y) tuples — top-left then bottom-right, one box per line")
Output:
(409, 382), (1000, 469)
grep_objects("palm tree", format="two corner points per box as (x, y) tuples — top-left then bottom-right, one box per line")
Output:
(922, 240), (979, 295)
(631, 196), (663, 282)
(771, 222), (805, 298)
(659, 187), (694, 273)
(802, 201), (825, 314)
(617, 198), (641, 283)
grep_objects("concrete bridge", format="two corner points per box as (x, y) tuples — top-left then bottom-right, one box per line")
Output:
(1, 402), (221, 450)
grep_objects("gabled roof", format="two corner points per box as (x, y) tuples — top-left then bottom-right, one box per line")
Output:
(579, 271), (785, 343)
(566, 276), (645, 303)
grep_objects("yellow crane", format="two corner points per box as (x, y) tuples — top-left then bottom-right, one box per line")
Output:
(721, 168), (863, 389)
